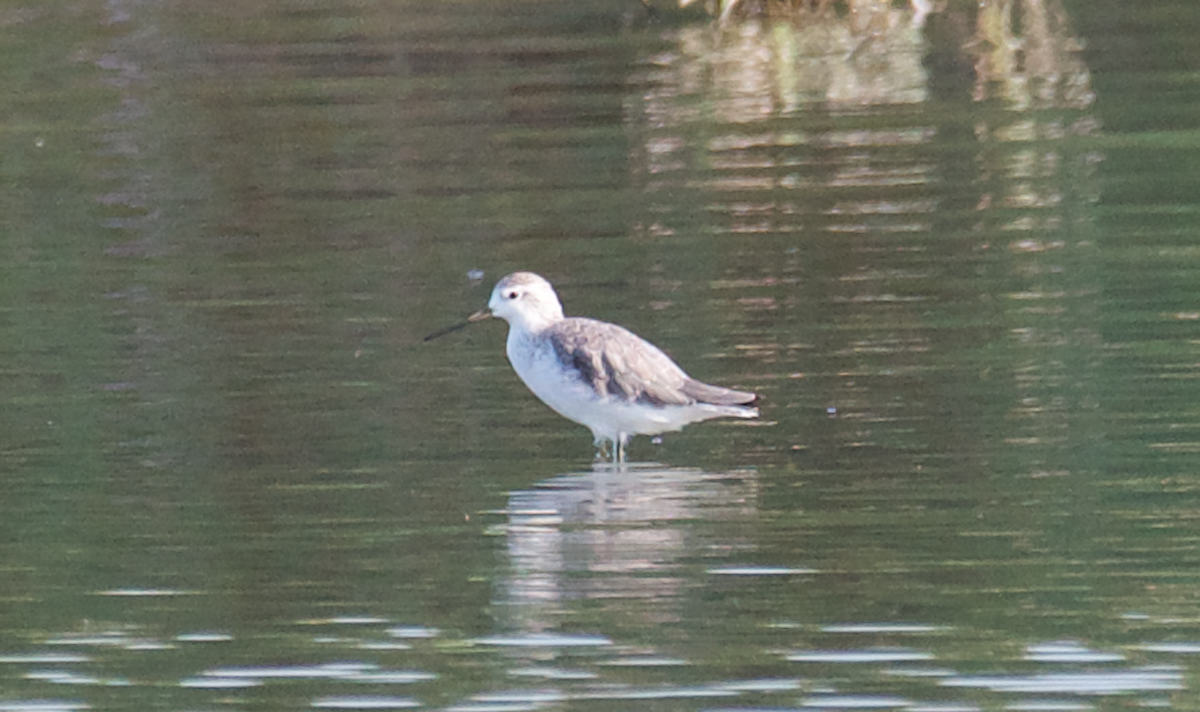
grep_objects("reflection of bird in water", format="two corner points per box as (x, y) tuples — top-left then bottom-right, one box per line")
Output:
(427, 272), (758, 462)
(493, 465), (760, 637)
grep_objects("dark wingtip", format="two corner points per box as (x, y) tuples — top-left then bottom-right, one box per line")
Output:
(681, 379), (759, 407)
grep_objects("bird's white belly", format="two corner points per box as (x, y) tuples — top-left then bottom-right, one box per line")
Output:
(506, 336), (680, 440)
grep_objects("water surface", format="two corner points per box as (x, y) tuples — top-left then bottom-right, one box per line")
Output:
(3, 0), (1200, 710)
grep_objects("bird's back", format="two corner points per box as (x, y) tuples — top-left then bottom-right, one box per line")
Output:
(547, 317), (756, 409)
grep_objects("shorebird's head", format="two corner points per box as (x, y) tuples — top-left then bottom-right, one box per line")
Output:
(486, 272), (565, 330)
(423, 271), (565, 342)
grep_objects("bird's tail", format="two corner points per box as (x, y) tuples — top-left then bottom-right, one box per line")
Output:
(722, 404), (759, 419)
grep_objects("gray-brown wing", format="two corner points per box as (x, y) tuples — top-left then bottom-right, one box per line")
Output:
(679, 379), (758, 406)
(548, 318), (694, 407)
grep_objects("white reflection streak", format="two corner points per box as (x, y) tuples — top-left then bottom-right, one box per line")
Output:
(941, 667), (1183, 694)
(495, 467), (757, 633)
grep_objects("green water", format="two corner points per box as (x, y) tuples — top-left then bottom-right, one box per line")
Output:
(3, 0), (1200, 709)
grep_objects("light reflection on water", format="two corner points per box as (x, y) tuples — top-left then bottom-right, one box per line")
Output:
(495, 465), (759, 613)
(2, 619), (1194, 708)
(6, 452), (1200, 709)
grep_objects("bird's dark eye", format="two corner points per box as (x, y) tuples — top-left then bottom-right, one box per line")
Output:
(507, 291), (519, 300)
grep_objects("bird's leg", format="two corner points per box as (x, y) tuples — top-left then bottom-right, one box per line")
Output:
(615, 433), (628, 465)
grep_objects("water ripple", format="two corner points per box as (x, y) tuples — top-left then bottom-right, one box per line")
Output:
(788, 648), (935, 663)
(310, 697), (421, 709)
(800, 695), (911, 708)
(472, 633), (611, 648)
(940, 667), (1183, 694)
(0, 703), (92, 712)
(708, 565), (817, 576)
(1024, 641), (1124, 663)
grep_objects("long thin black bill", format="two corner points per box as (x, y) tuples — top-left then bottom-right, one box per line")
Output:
(424, 309), (492, 342)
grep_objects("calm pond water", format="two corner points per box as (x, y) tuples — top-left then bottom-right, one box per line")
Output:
(3, 0), (1200, 709)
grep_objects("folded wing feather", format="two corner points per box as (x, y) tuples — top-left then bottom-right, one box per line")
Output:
(548, 318), (754, 408)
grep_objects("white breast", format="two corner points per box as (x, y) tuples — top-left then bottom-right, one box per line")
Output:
(505, 330), (681, 442)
